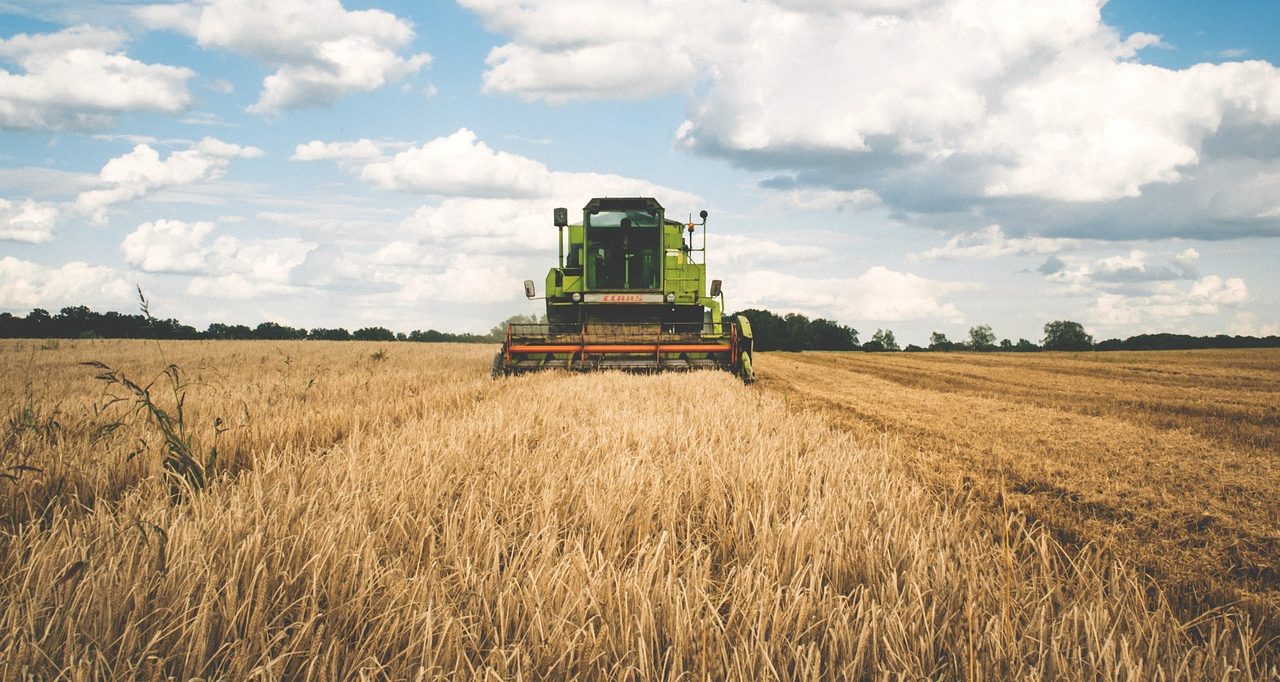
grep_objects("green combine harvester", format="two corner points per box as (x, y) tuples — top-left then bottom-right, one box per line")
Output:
(492, 197), (755, 383)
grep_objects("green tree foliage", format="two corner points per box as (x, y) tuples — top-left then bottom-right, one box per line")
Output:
(353, 326), (396, 342)
(869, 329), (899, 351)
(1043, 320), (1094, 351)
(308, 328), (352, 341)
(968, 325), (996, 351)
(736, 309), (788, 351)
(735, 309), (857, 351)
(206, 323), (253, 340)
(253, 322), (307, 340)
(928, 332), (958, 351)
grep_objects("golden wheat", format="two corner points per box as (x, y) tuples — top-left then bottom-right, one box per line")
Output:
(0, 341), (1271, 679)
(760, 349), (1280, 651)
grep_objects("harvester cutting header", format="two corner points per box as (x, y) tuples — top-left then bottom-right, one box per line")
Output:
(492, 197), (754, 382)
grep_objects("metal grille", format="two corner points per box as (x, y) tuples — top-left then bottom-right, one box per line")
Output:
(507, 321), (722, 344)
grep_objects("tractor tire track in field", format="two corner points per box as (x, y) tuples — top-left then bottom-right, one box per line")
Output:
(758, 350), (1280, 645)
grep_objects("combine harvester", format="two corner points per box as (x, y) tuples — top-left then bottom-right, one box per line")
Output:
(493, 197), (754, 383)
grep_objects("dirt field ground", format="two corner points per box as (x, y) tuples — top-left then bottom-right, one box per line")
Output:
(0, 340), (1275, 678)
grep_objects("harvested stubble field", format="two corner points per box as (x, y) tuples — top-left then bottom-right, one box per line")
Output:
(0, 340), (1275, 679)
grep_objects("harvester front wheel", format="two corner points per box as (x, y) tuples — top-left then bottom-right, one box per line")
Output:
(490, 351), (506, 379)
(739, 351), (755, 385)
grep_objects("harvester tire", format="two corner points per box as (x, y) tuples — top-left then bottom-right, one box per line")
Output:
(490, 352), (505, 379)
(739, 352), (755, 385)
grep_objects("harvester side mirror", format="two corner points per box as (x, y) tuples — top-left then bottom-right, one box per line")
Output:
(523, 280), (536, 299)
(553, 207), (568, 227)
(710, 279), (722, 297)
(699, 209), (708, 222)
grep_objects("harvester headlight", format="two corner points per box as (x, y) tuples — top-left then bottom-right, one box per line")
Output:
(571, 292), (582, 302)
(666, 293), (676, 303)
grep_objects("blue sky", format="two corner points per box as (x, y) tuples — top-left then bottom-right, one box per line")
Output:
(1, 0), (1278, 344)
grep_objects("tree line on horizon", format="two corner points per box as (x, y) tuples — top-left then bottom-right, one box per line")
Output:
(1, 304), (1276, 352)
(733, 308), (1280, 353)
(0, 306), (493, 344)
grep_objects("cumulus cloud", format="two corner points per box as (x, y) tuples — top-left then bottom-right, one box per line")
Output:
(1087, 276), (1249, 329)
(0, 199), (59, 243)
(0, 25), (193, 130)
(302, 128), (701, 255)
(361, 129), (552, 197)
(120, 218), (314, 299)
(137, 0), (431, 113)
(1043, 248), (1247, 329)
(291, 139), (385, 163)
(1046, 249), (1203, 290)
(121, 219), (216, 273)
(462, 0), (1280, 237)
(735, 265), (970, 323)
(76, 138), (264, 224)
(716, 234), (829, 272)
(0, 256), (133, 309)
(769, 188), (882, 212)
(911, 224), (1082, 261)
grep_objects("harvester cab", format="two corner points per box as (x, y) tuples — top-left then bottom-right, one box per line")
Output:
(492, 197), (755, 383)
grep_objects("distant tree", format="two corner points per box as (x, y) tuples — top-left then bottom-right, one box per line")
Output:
(353, 326), (396, 341)
(253, 321), (306, 340)
(871, 328), (899, 351)
(999, 338), (1013, 351)
(861, 339), (885, 352)
(1014, 338), (1039, 352)
(206, 323), (253, 340)
(736, 309), (788, 351)
(1094, 338), (1123, 351)
(307, 327), (351, 341)
(968, 325), (996, 351)
(783, 313), (813, 351)
(928, 331), (957, 352)
(808, 318), (859, 350)
(1043, 320), (1093, 351)
(409, 329), (445, 342)
(903, 344), (926, 352)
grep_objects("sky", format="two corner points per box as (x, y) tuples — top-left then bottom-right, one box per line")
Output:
(1, 0), (1278, 345)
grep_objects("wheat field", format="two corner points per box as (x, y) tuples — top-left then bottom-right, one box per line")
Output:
(0, 340), (1274, 679)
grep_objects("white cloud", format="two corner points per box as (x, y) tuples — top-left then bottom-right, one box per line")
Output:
(1044, 248), (1248, 329)
(716, 233), (829, 272)
(120, 218), (314, 300)
(0, 25), (192, 130)
(911, 224), (1081, 261)
(291, 139), (385, 163)
(76, 137), (264, 224)
(1189, 274), (1247, 305)
(772, 188), (881, 212)
(1228, 312), (1280, 337)
(137, 0), (431, 113)
(301, 128), (703, 255)
(735, 265), (970, 323)
(1087, 275), (1249, 329)
(361, 128), (552, 197)
(0, 199), (59, 243)
(1047, 248), (1201, 289)
(463, 0), (1280, 212)
(0, 256), (133, 309)
(121, 219), (215, 272)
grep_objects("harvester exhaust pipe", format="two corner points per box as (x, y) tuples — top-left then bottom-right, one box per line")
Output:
(554, 207), (568, 269)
